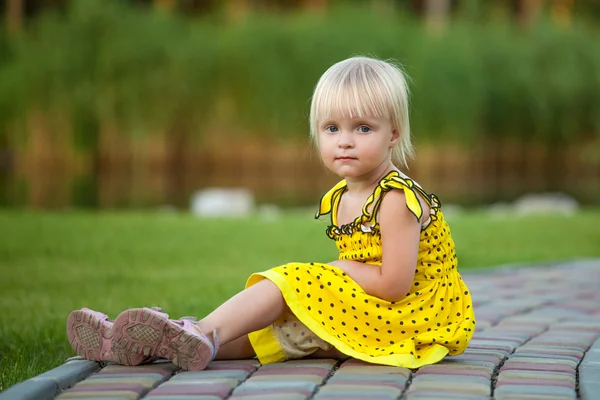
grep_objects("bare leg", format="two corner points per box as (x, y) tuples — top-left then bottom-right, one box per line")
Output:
(197, 279), (286, 351)
(214, 335), (256, 360)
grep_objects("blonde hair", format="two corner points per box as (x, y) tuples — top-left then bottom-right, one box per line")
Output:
(309, 56), (414, 168)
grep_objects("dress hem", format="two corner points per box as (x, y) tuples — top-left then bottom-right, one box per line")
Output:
(246, 268), (450, 369)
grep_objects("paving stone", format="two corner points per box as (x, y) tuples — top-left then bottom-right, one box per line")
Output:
(408, 380), (490, 396)
(442, 353), (502, 364)
(333, 365), (411, 378)
(527, 340), (588, 351)
(205, 363), (257, 373)
(466, 339), (519, 353)
(412, 374), (490, 386)
(418, 363), (494, 375)
(316, 384), (402, 399)
(61, 384), (147, 394)
(207, 359), (261, 367)
(170, 369), (250, 381)
(438, 359), (497, 370)
(252, 367), (329, 377)
(415, 366), (492, 379)
(98, 365), (175, 377)
(160, 378), (239, 388)
(463, 348), (510, 360)
(259, 362), (334, 371)
(338, 359), (374, 367)
(582, 349), (600, 364)
(473, 333), (531, 344)
(229, 394), (308, 400)
(146, 383), (232, 397)
(497, 370), (576, 384)
(232, 380), (317, 395)
(74, 377), (161, 388)
(495, 377), (575, 389)
(244, 374), (324, 384)
(56, 391), (140, 399)
(579, 363), (600, 382)
(327, 373), (407, 385)
(404, 393), (490, 400)
(343, 378), (408, 388)
(494, 384), (576, 399)
(0, 377), (59, 400)
(313, 395), (395, 400)
(510, 352), (580, 365)
(53, 398), (133, 400)
(500, 362), (575, 374)
(0, 359), (103, 400)
(284, 358), (339, 366)
(504, 356), (578, 369)
(580, 380), (600, 400)
(85, 373), (166, 382)
(515, 346), (584, 360)
(234, 390), (313, 398)
(141, 397), (222, 400)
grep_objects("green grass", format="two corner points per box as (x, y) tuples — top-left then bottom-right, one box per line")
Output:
(1, 209), (599, 391)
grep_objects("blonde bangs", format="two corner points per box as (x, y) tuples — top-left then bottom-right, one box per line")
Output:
(309, 57), (414, 168)
(311, 68), (393, 132)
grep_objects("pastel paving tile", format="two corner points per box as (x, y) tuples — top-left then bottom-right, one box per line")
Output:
(145, 383), (232, 397)
(315, 383), (403, 399)
(170, 369), (250, 381)
(55, 392), (141, 399)
(494, 384), (577, 399)
(496, 377), (575, 389)
(407, 380), (491, 396)
(232, 380), (317, 396)
(244, 374), (324, 384)
(228, 394), (308, 400)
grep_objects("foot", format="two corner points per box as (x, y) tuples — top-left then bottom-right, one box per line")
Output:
(112, 307), (219, 371)
(66, 308), (158, 366)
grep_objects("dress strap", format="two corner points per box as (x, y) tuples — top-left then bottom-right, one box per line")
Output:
(361, 171), (434, 226)
(315, 179), (347, 220)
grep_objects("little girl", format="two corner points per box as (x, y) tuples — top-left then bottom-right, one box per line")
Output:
(67, 56), (475, 371)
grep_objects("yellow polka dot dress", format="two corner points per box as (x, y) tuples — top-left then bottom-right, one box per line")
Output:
(246, 171), (475, 368)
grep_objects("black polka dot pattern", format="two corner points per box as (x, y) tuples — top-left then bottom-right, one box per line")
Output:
(247, 172), (475, 369)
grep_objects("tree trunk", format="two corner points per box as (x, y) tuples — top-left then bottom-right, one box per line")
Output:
(515, 0), (543, 29)
(6, 0), (23, 36)
(301, 0), (327, 12)
(424, 0), (451, 35)
(226, 0), (250, 21)
(153, 0), (176, 11)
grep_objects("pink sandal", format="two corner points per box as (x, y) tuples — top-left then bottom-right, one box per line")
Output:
(66, 308), (159, 366)
(112, 307), (219, 371)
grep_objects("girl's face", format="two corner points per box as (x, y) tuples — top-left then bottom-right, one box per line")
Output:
(317, 114), (399, 180)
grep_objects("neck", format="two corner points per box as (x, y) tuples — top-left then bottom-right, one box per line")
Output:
(344, 161), (397, 194)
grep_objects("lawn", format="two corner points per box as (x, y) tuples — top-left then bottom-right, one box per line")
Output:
(1, 209), (599, 391)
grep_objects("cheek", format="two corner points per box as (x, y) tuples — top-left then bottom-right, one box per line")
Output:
(317, 137), (335, 156)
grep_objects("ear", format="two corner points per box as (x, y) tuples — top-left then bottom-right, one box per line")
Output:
(389, 129), (401, 148)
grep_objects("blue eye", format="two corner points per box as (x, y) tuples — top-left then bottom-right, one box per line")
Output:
(326, 126), (339, 133)
(358, 126), (371, 133)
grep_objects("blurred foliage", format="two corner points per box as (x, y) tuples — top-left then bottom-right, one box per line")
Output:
(0, 0), (599, 146)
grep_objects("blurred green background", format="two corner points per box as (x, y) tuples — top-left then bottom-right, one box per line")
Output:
(1, 0), (599, 209)
(2, 0), (600, 392)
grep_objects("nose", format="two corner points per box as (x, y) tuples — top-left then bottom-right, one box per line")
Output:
(337, 130), (354, 149)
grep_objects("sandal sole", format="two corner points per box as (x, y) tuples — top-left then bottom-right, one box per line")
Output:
(66, 309), (147, 366)
(112, 308), (213, 371)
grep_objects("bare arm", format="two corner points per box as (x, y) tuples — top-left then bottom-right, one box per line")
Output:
(330, 190), (420, 302)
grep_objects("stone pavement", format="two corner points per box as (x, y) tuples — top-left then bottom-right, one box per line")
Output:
(2, 259), (600, 400)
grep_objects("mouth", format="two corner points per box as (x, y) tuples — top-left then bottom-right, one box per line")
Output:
(336, 157), (357, 161)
